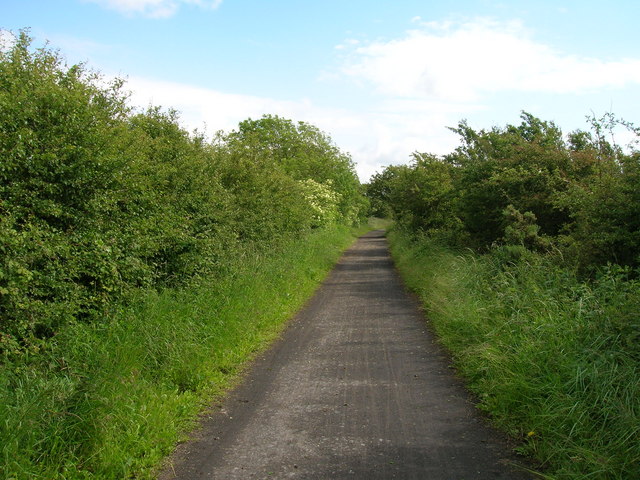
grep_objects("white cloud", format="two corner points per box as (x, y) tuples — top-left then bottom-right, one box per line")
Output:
(340, 18), (640, 102)
(44, 34), (115, 64)
(126, 76), (308, 132)
(335, 38), (360, 51)
(84, 0), (222, 18)
(116, 19), (640, 183)
(0, 29), (17, 51)
(123, 76), (461, 181)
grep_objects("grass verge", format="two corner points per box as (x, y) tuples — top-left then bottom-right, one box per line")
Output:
(387, 229), (640, 480)
(0, 224), (367, 479)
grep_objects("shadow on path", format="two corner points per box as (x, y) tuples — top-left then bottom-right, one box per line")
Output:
(159, 231), (535, 480)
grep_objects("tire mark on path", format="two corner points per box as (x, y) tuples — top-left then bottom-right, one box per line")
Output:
(159, 230), (535, 479)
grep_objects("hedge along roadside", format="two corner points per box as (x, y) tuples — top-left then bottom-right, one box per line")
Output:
(0, 223), (377, 479)
(0, 30), (367, 355)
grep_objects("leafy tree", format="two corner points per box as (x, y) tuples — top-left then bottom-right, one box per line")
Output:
(556, 114), (640, 269)
(447, 112), (572, 248)
(371, 110), (640, 271)
(365, 165), (402, 218)
(0, 31), (128, 231)
(226, 115), (365, 224)
(366, 154), (459, 238)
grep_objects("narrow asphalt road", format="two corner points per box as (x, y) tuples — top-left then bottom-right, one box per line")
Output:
(160, 231), (535, 479)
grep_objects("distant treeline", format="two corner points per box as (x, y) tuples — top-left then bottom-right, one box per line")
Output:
(0, 31), (367, 354)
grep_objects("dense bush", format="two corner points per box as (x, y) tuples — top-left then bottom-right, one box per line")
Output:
(1, 31), (133, 349)
(368, 111), (640, 268)
(0, 30), (366, 354)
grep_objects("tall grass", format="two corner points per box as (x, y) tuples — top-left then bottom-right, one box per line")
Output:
(0, 225), (361, 479)
(388, 229), (640, 479)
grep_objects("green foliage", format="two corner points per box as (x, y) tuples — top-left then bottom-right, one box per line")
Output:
(556, 114), (640, 269)
(446, 112), (572, 248)
(502, 205), (551, 252)
(225, 114), (366, 225)
(0, 31), (366, 352)
(371, 110), (640, 271)
(298, 178), (342, 227)
(364, 166), (397, 218)
(365, 154), (459, 237)
(0, 30), (132, 344)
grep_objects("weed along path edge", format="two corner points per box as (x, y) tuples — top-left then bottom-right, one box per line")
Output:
(159, 230), (535, 479)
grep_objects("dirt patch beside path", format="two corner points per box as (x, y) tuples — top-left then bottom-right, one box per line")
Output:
(159, 230), (535, 479)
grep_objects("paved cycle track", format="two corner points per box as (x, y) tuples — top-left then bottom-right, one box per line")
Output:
(159, 230), (535, 480)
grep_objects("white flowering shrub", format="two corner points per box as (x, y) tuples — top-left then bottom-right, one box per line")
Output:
(298, 179), (342, 228)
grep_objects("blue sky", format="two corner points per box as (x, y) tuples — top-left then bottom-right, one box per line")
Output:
(3, 0), (640, 180)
